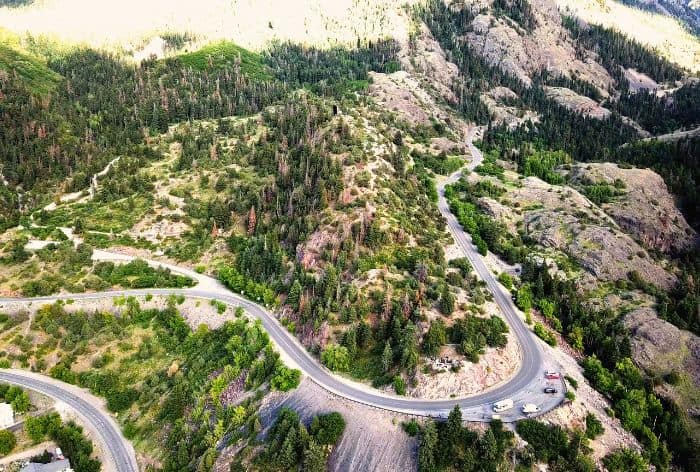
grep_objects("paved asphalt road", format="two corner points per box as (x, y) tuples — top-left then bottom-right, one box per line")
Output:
(0, 131), (564, 470)
(0, 370), (139, 472)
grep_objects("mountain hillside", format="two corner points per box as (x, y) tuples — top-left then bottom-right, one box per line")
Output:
(0, 0), (413, 51)
(555, 0), (700, 70)
(1, 0), (698, 72)
(0, 1), (699, 471)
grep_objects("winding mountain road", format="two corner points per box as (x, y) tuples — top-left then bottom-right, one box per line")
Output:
(0, 369), (138, 472)
(0, 130), (564, 471)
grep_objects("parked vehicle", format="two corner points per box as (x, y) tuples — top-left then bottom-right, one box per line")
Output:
(493, 398), (514, 412)
(522, 403), (540, 414)
(544, 387), (558, 394)
(545, 370), (560, 380)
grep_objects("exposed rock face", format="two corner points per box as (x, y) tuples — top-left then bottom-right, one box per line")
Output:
(524, 210), (677, 289)
(619, 115), (652, 138)
(398, 22), (460, 104)
(625, 307), (700, 414)
(624, 68), (660, 92)
(567, 163), (697, 254)
(368, 70), (451, 126)
(470, 172), (677, 290)
(641, 124), (700, 143)
(543, 86), (611, 119)
(481, 86), (540, 128)
(478, 196), (517, 232)
(464, 0), (614, 91)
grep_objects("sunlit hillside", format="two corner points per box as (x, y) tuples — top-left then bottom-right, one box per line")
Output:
(0, 0), (414, 52)
(556, 0), (700, 71)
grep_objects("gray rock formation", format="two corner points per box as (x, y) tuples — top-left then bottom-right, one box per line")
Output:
(567, 163), (697, 254)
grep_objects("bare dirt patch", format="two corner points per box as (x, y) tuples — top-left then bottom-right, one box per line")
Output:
(256, 378), (417, 472)
(411, 332), (521, 399)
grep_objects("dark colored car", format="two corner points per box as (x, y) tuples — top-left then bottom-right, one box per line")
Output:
(544, 387), (558, 394)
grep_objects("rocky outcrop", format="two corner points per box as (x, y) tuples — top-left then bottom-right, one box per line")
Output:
(624, 68), (660, 92)
(481, 86), (540, 128)
(524, 210), (677, 289)
(641, 125), (700, 143)
(397, 22), (460, 104)
(567, 163), (697, 254)
(464, 0), (614, 91)
(625, 307), (700, 415)
(368, 71), (452, 126)
(472, 173), (677, 290)
(478, 196), (517, 232)
(543, 86), (611, 119)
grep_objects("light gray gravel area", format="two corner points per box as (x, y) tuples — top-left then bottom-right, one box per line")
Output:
(258, 378), (418, 472)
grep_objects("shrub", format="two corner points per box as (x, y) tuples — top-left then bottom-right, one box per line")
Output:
(402, 419), (420, 436)
(585, 413), (604, 439)
(106, 388), (139, 412)
(321, 344), (350, 372)
(210, 299), (227, 314)
(270, 365), (301, 392)
(218, 265), (277, 306)
(3, 385), (30, 413)
(603, 448), (648, 472)
(0, 430), (16, 455)
(393, 376), (407, 395)
(497, 272), (513, 290)
(515, 420), (569, 464)
(310, 412), (346, 445)
(533, 323), (557, 346)
(663, 371), (681, 385)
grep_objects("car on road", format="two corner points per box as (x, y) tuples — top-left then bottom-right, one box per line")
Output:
(544, 387), (558, 394)
(522, 403), (540, 414)
(493, 398), (514, 413)
(545, 370), (560, 380)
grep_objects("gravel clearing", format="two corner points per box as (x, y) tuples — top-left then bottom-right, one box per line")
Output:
(258, 378), (418, 472)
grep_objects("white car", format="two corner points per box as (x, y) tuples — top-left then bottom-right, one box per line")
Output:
(522, 403), (540, 414)
(493, 399), (514, 413)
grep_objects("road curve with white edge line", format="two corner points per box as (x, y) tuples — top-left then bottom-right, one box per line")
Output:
(0, 369), (139, 472)
(0, 129), (564, 427)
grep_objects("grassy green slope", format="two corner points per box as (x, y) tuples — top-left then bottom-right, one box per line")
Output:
(176, 40), (272, 80)
(0, 42), (61, 94)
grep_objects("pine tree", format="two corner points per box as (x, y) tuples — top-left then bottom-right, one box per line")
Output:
(418, 421), (438, 472)
(278, 427), (299, 469)
(445, 405), (463, 456)
(381, 341), (393, 373)
(343, 328), (357, 356)
(302, 439), (327, 472)
(287, 280), (302, 310)
(439, 286), (455, 315)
